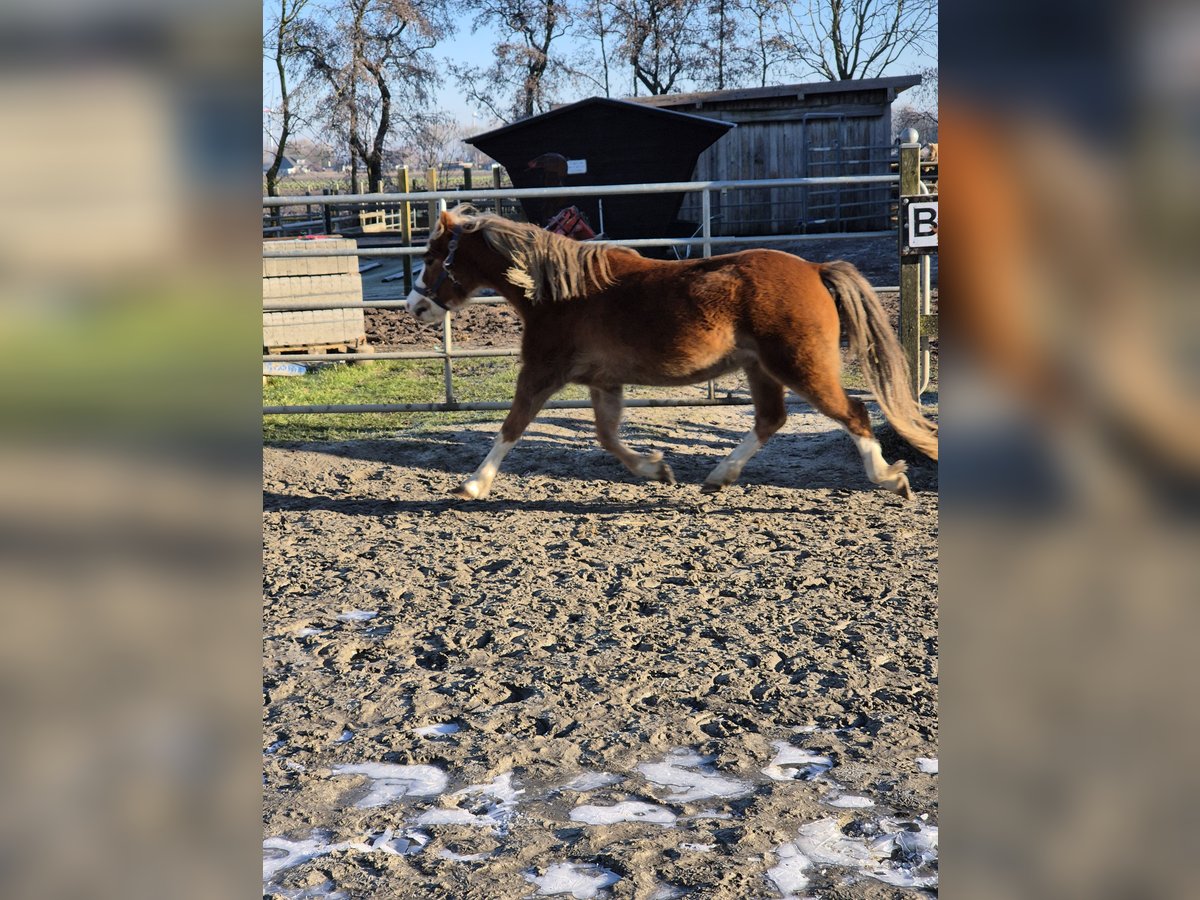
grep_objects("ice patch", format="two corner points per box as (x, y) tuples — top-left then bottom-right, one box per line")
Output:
(768, 817), (938, 896)
(916, 757), (938, 774)
(336, 609), (377, 622)
(415, 772), (523, 832)
(414, 723), (460, 737)
(263, 827), (428, 883)
(334, 728), (353, 744)
(266, 739), (287, 754)
(637, 749), (752, 802)
(649, 885), (686, 900)
(821, 793), (875, 809)
(525, 862), (621, 898)
(331, 762), (448, 807)
(265, 878), (349, 899)
(561, 771), (624, 792)
(295, 627), (325, 637)
(569, 800), (676, 827)
(438, 849), (492, 862)
(762, 742), (833, 782)
(766, 842), (813, 897)
(680, 842), (715, 852)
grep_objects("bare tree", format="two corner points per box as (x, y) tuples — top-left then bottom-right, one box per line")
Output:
(613, 0), (703, 96)
(734, 0), (789, 88)
(703, 0), (750, 91)
(569, 0), (619, 98)
(296, 0), (452, 193)
(263, 0), (313, 197)
(453, 1), (572, 123)
(776, 0), (936, 81)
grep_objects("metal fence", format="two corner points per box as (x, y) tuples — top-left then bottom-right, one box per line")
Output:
(263, 172), (932, 416)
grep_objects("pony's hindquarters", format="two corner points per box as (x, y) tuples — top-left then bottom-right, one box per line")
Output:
(819, 261), (939, 461)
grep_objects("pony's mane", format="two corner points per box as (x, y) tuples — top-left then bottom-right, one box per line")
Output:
(435, 205), (635, 303)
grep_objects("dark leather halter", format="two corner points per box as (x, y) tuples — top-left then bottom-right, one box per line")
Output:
(413, 225), (463, 311)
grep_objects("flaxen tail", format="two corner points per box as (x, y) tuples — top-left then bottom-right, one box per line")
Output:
(820, 261), (939, 460)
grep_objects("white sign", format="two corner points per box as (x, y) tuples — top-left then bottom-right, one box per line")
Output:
(566, 158), (588, 175)
(906, 199), (938, 249)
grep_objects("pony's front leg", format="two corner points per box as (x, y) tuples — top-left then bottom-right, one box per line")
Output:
(454, 365), (563, 500)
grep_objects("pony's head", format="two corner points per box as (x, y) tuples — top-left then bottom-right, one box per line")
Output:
(405, 209), (482, 324)
(407, 206), (633, 322)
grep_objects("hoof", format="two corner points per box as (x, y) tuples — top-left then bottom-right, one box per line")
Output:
(657, 462), (676, 485)
(891, 474), (914, 501)
(452, 481), (483, 500)
(699, 481), (723, 495)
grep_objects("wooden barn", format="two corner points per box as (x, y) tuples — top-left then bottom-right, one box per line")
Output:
(465, 97), (733, 241)
(632, 75), (922, 235)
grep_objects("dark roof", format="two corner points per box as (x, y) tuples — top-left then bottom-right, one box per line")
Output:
(465, 96), (734, 143)
(628, 75), (922, 109)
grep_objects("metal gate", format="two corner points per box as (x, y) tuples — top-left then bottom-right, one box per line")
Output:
(263, 164), (934, 417)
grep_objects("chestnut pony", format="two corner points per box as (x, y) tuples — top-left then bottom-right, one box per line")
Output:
(406, 208), (937, 500)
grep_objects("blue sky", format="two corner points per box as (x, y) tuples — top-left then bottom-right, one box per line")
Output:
(264, 6), (937, 142)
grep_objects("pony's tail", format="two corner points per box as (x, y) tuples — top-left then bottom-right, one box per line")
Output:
(819, 260), (939, 461)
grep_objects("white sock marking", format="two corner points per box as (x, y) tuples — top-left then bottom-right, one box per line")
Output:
(849, 432), (892, 483)
(707, 430), (764, 485)
(460, 436), (515, 497)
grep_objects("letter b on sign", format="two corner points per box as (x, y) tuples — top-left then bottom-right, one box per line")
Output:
(906, 200), (938, 250)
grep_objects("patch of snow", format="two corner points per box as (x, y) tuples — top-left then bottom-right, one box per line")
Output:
(637, 749), (752, 802)
(762, 742), (833, 782)
(414, 723), (460, 737)
(569, 800), (676, 827)
(821, 792), (875, 809)
(334, 728), (353, 744)
(263, 827), (428, 883)
(416, 772), (523, 832)
(648, 884), (686, 900)
(916, 757), (938, 774)
(265, 878), (349, 899)
(336, 609), (377, 622)
(525, 862), (620, 898)
(331, 762), (448, 807)
(437, 849), (492, 862)
(679, 842), (715, 852)
(768, 817), (938, 896)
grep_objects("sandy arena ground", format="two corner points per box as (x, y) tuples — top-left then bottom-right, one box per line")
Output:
(263, 398), (938, 899)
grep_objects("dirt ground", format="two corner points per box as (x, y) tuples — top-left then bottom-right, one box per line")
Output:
(263, 398), (938, 899)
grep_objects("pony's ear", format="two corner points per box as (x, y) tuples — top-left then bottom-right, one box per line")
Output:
(438, 210), (456, 233)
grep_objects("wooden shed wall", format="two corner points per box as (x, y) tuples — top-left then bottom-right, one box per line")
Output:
(668, 88), (896, 235)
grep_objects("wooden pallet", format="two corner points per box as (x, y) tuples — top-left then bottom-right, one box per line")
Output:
(265, 340), (373, 358)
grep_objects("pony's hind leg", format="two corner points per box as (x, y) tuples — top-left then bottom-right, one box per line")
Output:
(455, 364), (563, 500)
(701, 363), (787, 493)
(590, 386), (675, 484)
(760, 352), (913, 499)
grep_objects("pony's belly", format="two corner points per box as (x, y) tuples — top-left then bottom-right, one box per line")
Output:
(577, 350), (753, 388)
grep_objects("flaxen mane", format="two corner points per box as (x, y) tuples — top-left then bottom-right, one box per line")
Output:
(437, 206), (636, 303)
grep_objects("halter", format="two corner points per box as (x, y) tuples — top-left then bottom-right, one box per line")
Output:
(414, 225), (464, 311)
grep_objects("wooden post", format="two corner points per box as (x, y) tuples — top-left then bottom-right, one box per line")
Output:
(898, 132), (922, 399)
(462, 163), (473, 192)
(426, 167), (439, 233)
(398, 166), (413, 293)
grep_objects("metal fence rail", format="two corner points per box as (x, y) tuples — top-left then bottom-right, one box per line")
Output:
(263, 173), (931, 416)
